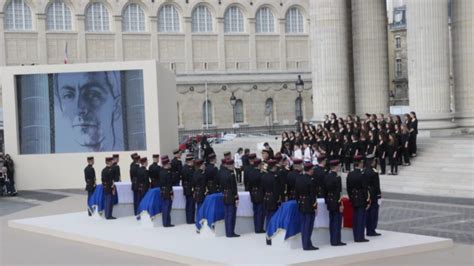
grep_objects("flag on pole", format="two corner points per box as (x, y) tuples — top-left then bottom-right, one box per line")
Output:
(64, 42), (69, 64)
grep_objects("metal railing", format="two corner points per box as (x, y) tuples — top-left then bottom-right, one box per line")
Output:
(178, 124), (297, 141)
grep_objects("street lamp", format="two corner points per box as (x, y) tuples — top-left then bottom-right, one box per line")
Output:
(230, 92), (237, 124)
(296, 75), (304, 122)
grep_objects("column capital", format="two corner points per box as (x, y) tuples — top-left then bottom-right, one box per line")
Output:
(76, 14), (85, 21)
(36, 13), (46, 20)
(113, 15), (123, 21)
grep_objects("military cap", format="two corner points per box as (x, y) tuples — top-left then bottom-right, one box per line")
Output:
(195, 159), (204, 166)
(185, 154), (194, 161)
(249, 153), (257, 159)
(317, 154), (327, 161)
(223, 151), (231, 156)
(112, 154), (119, 158)
(225, 159), (235, 165)
(266, 159), (277, 167)
(353, 155), (364, 162)
(161, 155), (170, 164)
(304, 162), (313, 171)
(329, 159), (340, 166)
(292, 158), (303, 164)
(140, 157), (148, 163)
(152, 154), (160, 159)
(87, 156), (94, 161)
(208, 153), (216, 160)
(254, 158), (262, 164)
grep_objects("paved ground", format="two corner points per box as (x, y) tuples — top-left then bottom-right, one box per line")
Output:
(1, 189), (473, 265)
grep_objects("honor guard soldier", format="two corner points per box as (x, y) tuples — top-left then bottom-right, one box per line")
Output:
(136, 157), (150, 209)
(159, 156), (174, 227)
(219, 159), (240, 238)
(312, 154), (328, 198)
(261, 159), (281, 229)
(286, 159), (303, 200)
(111, 154), (121, 182)
(243, 153), (257, 191)
(192, 159), (207, 212)
(346, 155), (370, 242)
(365, 155), (382, 237)
(171, 149), (183, 186)
(182, 154), (195, 224)
(325, 160), (346, 246)
(130, 154), (140, 215)
(84, 156), (96, 216)
(149, 155), (161, 188)
(248, 158), (265, 233)
(102, 157), (116, 220)
(205, 153), (219, 194)
(221, 151), (232, 170)
(275, 153), (289, 202)
(295, 162), (319, 251)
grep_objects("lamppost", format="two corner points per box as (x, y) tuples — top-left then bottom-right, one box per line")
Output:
(230, 92), (237, 130)
(296, 75), (304, 123)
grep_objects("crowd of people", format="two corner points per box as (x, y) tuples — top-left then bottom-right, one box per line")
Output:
(278, 112), (419, 175)
(0, 154), (17, 197)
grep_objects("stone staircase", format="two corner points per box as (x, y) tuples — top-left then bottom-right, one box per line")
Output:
(380, 136), (474, 199)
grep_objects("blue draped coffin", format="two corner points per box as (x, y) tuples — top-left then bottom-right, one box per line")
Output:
(195, 193), (225, 231)
(136, 188), (163, 220)
(87, 185), (119, 213)
(266, 200), (302, 240)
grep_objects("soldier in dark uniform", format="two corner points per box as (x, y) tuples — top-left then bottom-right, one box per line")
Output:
(84, 156), (96, 216)
(192, 159), (207, 212)
(220, 151), (232, 171)
(205, 153), (219, 194)
(102, 157), (116, 220)
(346, 155), (370, 242)
(325, 160), (346, 246)
(149, 154), (161, 188)
(171, 149), (183, 186)
(286, 159), (303, 200)
(295, 162), (318, 250)
(182, 154), (195, 224)
(365, 155), (382, 237)
(219, 159), (240, 238)
(159, 156), (174, 227)
(248, 158), (265, 233)
(312, 154), (327, 198)
(243, 153), (257, 191)
(130, 154), (140, 215)
(275, 153), (289, 202)
(136, 157), (150, 210)
(111, 154), (121, 182)
(261, 160), (281, 229)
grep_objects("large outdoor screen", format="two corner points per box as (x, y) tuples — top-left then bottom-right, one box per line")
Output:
(16, 70), (147, 154)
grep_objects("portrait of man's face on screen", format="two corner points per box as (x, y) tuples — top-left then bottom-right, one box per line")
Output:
(54, 71), (124, 152)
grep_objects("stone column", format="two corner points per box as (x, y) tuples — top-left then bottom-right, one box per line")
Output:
(406, 0), (455, 129)
(216, 17), (226, 71)
(278, 18), (287, 71)
(0, 13), (6, 66)
(310, 0), (353, 121)
(114, 15), (124, 61)
(184, 17), (193, 73)
(248, 18), (257, 71)
(149, 16), (159, 61)
(452, 0), (474, 127)
(351, 0), (389, 115)
(76, 15), (87, 63)
(37, 14), (48, 64)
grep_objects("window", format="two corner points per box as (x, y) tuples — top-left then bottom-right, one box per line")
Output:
(234, 99), (244, 123)
(4, 0), (33, 31)
(256, 7), (275, 33)
(224, 6), (244, 33)
(46, 0), (72, 31)
(264, 98), (274, 119)
(192, 5), (213, 33)
(295, 97), (302, 121)
(85, 2), (110, 32)
(396, 58), (402, 77)
(122, 3), (146, 32)
(158, 4), (180, 32)
(203, 100), (213, 125)
(285, 7), (304, 33)
(395, 35), (401, 49)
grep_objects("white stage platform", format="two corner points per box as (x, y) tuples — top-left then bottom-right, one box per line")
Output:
(8, 212), (453, 265)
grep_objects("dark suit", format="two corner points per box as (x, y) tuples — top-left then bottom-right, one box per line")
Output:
(295, 173), (317, 250)
(101, 166), (114, 219)
(192, 169), (207, 212)
(248, 167), (264, 233)
(130, 162), (140, 215)
(219, 167), (239, 237)
(171, 158), (183, 186)
(261, 170), (281, 228)
(346, 168), (369, 241)
(182, 164), (195, 224)
(148, 162), (161, 188)
(325, 171), (343, 245)
(84, 164), (96, 215)
(159, 167), (174, 226)
(205, 163), (219, 194)
(364, 166), (381, 236)
(111, 163), (121, 182)
(136, 166), (150, 212)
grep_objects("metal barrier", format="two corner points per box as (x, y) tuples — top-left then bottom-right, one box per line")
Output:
(178, 125), (297, 142)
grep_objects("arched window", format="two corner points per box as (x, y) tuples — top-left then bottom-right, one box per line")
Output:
(158, 4), (180, 32)
(46, 0), (72, 31)
(224, 6), (244, 33)
(295, 97), (303, 121)
(264, 98), (274, 123)
(4, 0), (33, 31)
(203, 100), (213, 125)
(234, 99), (244, 123)
(122, 3), (146, 32)
(85, 2), (110, 32)
(256, 7), (274, 33)
(192, 5), (213, 33)
(285, 7), (304, 33)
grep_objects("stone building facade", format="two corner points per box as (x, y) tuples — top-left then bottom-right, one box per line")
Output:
(0, 0), (313, 133)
